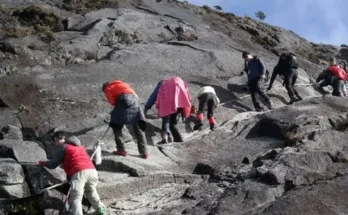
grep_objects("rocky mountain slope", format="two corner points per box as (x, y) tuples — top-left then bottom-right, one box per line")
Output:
(0, 0), (348, 214)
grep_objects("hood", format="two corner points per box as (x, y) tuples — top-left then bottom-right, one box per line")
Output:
(66, 136), (81, 146)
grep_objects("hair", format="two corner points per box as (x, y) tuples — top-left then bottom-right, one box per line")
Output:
(52, 131), (67, 141)
(242, 51), (250, 59)
(102, 82), (109, 92)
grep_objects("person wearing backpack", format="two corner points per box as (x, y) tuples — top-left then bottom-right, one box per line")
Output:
(267, 53), (303, 104)
(316, 58), (346, 97)
(242, 51), (273, 112)
(190, 86), (220, 131)
(155, 76), (192, 143)
(102, 80), (149, 159)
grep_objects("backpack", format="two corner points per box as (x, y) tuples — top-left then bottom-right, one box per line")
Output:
(277, 53), (299, 74)
(327, 65), (347, 81)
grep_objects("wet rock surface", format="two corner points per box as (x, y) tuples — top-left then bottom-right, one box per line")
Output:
(0, 0), (348, 214)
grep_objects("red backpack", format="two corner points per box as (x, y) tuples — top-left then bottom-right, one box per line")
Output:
(327, 65), (347, 80)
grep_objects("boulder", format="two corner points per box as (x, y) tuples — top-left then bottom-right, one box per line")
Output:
(0, 108), (21, 131)
(257, 175), (348, 215)
(0, 139), (46, 163)
(0, 183), (30, 199)
(256, 148), (338, 187)
(22, 163), (66, 194)
(206, 180), (284, 215)
(0, 158), (25, 185)
(1, 125), (23, 140)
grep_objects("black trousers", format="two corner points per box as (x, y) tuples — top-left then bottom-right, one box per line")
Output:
(161, 109), (183, 142)
(110, 123), (147, 155)
(283, 70), (301, 100)
(197, 92), (216, 119)
(248, 78), (271, 110)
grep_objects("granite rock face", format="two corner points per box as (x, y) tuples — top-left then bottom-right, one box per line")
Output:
(0, 0), (347, 214)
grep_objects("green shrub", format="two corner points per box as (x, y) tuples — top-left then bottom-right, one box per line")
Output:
(3, 26), (32, 38)
(12, 5), (63, 32)
(202, 5), (211, 13)
(214, 5), (222, 10)
(62, 0), (119, 13)
(255, 11), (266, 20)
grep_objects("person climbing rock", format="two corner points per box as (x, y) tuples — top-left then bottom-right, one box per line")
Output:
(267, 53), (303, 104)
(144, 80), (164, 116)
(102, 80), (149, 159)
(155, 76), (191, 144)
(316, 58), (347, 97)
(242, 51), (273, 112)
(37, 131), (106, 215)
(190, 86), (220, 131)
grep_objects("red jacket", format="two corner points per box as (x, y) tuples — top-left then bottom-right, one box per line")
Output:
(327, 65), (347, 80)
(44, 136), (95, 178)
(104, 80), (137, 106)
(63, 144), (95, 178)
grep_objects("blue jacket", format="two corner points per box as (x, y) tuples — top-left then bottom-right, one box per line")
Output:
(247, 57), (265, 81)
(144, 80), (163, 110)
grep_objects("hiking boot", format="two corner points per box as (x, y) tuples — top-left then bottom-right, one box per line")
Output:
(288, 98), (297, 105)
(141, 153), (149, 159)
(193, 123), (203, 131)
(210, 124), (215, 131)
(97, 207), (106, 215)
(296, 96), (303, 101)
(113, 150), (128, 156)
(208, 117), (216, 131)
(158, 132), (169, 144)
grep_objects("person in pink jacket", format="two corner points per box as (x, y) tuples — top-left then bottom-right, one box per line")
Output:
(155, 76), (191, 144)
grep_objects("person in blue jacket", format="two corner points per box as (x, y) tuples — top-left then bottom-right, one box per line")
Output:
(144, 80), (164, 116)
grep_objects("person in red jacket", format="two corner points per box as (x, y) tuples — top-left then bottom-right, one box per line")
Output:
(102, 80), (148, 158)
(37, 131), (105, 215)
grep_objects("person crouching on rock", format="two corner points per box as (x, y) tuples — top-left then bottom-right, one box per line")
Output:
(37, 131), (106, 215)
(316, 58), (347, 97)
(267, 52), (303, 104)
(155, 76), (192, 144)
(242, 51), (274, 112)
(190, 86), (220, 131)
(102, 80), (149, 159)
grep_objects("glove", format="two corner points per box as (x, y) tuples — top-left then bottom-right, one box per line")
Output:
(240, 71), (244, 76)
(37, 161), (46, 166)
(144, 109), (148, 116)
(190, 106), (196, 114)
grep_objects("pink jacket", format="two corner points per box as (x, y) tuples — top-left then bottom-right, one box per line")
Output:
(155, 76), (191, 118)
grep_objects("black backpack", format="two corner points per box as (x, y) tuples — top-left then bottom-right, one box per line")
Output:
(277, 53), (299, 74)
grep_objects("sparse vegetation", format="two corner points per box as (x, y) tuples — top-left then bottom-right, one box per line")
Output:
(62, 0), (119, 13)
(251, 35), (277, 49)
(0, 5), (62, 39)
(12, 6), (63, 32)
(100, 29), (138, 46)
(255, 10), (266, 21)
(202, 5), (211, 13)
(214, 5), (222, 11)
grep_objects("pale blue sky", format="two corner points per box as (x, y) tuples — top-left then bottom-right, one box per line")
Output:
(186, 0), (348, 46)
